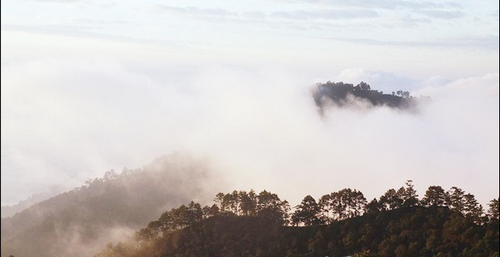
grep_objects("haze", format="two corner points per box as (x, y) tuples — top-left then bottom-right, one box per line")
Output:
(1, 0), (498, 208)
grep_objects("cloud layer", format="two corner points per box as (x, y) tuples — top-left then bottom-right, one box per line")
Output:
(1, 55), (498, 208)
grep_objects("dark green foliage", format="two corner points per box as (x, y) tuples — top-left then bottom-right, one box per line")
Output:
(422, 185), (449, 207)
(318, 188), (367, 223)
(292, 195), (322, 226)
(95, 184), (499, 257)
(95, 205), (499, 257)
(488, 198), (499, 220)
(4, 179), (497, 257)
(211, 189), (290, 225)
(379, 188), (404, 210)
(313, 81), (427, 112)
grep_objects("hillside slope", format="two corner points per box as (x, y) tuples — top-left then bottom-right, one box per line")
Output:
(96, 206), (499, 257)
(1, 154), (212, 257)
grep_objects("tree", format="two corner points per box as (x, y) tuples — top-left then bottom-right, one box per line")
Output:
(137, 220), (162, 240)
(379, 189), (403, 210)
(329, 191), (346, 220)
(399, 180), (419, 207)
(158, 210), (174, 232)
(239, 190), (257, 216)
(448, 187), (466, 213)
(318, 194), (334, 224)
(357, 81), (371, 91)
(214, 192), (225, 211)
(319, 189), (367, 222)
(202, 204), (219, 219)
(365, 198), (381, 214)
(463, 193), (485, 224)
(224, 191), (240, 214)
(488, 198), (499, 221)
(172, 204), (189, 229)
(349, 189), (368, 217)
(421, 186), (449, 207)
(320, 191), (345, 221)
(185, 201), (203, 225)
(103, 169), (118, 181)
(256, 190), (290, 224)
(338, 188), (367, 218)
(292, 195), (321, 226)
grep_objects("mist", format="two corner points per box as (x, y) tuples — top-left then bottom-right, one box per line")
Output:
(1, 154), (217, 257)
(2, 55), (498, 208)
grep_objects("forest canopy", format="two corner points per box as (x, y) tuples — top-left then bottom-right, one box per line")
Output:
(312, 81), (430, 113)
(94, 181), (499, 257)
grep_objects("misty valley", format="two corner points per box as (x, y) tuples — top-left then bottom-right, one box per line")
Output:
(2, 0), (498, 255)
(1, 154), (498, 257)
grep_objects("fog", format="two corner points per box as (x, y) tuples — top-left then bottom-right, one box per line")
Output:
(2, 55), (498, 208)
(1, 154), (216, 257)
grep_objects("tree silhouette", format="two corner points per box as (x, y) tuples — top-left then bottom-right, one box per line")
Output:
(448, 186), (466, 213)
(399, 180), (419, 207)
(379, 189), (403, 210)
(488, 198), (499, 221)
(421, 185), (449, 207)
(292, 195), (321, 226)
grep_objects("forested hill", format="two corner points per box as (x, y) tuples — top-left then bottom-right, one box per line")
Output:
(97, 207), (498, 257)
(0, 154), (212, 257)
(96, 182), (499, 257)
(312, 81), (430, 112)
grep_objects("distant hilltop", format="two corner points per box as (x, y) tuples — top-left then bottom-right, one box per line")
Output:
(312, 81), (430, 113)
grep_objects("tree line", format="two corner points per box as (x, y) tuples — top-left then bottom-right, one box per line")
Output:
(95, 180), (498, 257)
(293, 180), (496, 227)
(133, 180), (498, 244)
(312, 81), (429, 112)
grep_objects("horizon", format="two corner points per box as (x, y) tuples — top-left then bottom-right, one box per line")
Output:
(1, 0), (499, 208)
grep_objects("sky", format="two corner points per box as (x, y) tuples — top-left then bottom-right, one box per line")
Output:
(1, 0), (499, 207)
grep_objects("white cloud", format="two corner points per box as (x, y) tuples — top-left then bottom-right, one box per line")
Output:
(156, 5), (239, 18)
(2, 55), (497, 207)
(1, 0), (498, 207)
(416, 9), (464, 19)
(22, 0), (81, 3)
(328, 68), (419, 93)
